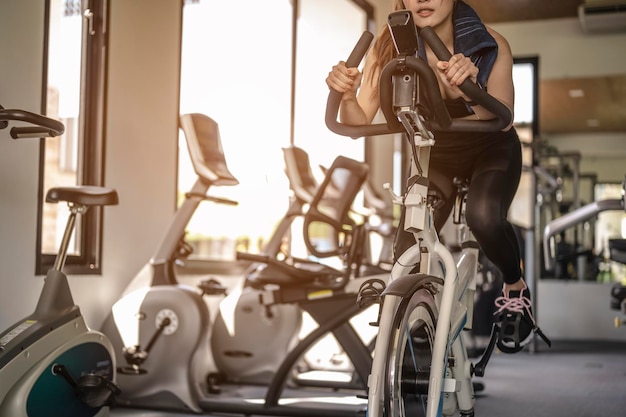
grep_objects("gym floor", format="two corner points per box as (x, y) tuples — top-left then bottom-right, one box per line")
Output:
(109, 340), (626, 417)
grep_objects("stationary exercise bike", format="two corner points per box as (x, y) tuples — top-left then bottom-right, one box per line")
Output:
(0, 106), (120, 417)
(102, 113), (381, 416)
(325, 14), (551, 417)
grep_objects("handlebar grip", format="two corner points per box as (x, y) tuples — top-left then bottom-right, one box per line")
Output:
(326, 25), (514, 137)
(345, 31), (374, 68)
(419, 26), (513, 129)
(326, 31), (393, 139)
(419, 26), (452, 61)
(0, 108), (65, 139)
(10, 126), (61, 139)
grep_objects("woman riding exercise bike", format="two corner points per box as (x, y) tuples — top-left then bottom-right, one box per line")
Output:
(325, 3), (551, 416)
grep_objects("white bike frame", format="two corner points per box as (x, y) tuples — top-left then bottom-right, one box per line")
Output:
(324, 19), (514, 417)
(367, 140), (479, 417)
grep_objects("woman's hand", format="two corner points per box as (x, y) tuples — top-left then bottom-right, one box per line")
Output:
(326, 61), (363, 101)
(435, 53), (479, 101)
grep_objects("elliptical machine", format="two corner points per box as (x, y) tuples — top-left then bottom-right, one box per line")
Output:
(0, 106), (120, 417)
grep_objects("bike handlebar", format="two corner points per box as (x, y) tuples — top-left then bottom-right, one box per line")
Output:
(325, 26), (513, 139)
(0, 107), (65, 139)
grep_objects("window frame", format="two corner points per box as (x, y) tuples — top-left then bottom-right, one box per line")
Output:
(36, 0), (109, 275)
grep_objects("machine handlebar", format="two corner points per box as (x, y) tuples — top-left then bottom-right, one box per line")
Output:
(325, 26), (513, 139)
(0, 106), (65, 139)
(543, 176), (626, 271)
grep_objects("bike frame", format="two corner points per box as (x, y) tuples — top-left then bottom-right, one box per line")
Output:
(324, 14), (513, 417)
(367, 144), (479, 417)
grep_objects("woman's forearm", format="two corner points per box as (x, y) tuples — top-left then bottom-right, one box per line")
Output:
(339, 95), (369, 126)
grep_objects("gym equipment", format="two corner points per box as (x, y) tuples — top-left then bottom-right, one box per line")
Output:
(317, 152), (396, 271)
(293, 146), (396, 271)
(544, 175), (626, 327)
(0, 106), (120, 417)
(102, 113), (383, 416)
(0, 105), (65, 138)
(609, 239), (626, 322)
(325, 15), (550, 417)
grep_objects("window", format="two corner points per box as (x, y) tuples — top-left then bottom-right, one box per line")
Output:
(294, 0), (373, 168)
(38, 0), (108, 274)
(178, 0), (373, 261)
(508, 57), (539, 231)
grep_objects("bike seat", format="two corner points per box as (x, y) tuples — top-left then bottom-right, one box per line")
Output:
(45, 186), (119, 206)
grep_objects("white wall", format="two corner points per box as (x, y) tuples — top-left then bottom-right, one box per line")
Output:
(491, 17), (626, 182)
(0, 0), (50, 329)
(79, 0), (182, 328)
(493, 17), (626, 80)
(0, 0), (182, 331)
(538, 281), (625, 342)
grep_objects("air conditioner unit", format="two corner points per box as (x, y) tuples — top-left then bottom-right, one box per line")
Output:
(578, 1), (626, 33)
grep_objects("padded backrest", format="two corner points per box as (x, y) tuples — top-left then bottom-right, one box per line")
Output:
(282, 146), (318, 204)
(179, 113), (239, 186)
(303, 155), (369, 259)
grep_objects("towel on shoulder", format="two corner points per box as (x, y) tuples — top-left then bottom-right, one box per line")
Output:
(417, 0), (498, 89)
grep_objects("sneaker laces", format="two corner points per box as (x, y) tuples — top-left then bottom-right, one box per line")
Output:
(493, 294), (536, 325)
(493, 291), (552, 349)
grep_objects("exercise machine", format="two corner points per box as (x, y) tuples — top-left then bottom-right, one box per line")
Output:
(102, 113), (382, 416)
(544, 175), (626, 327)
(325, 15), (550, 417)
(0, 106), (120, 417)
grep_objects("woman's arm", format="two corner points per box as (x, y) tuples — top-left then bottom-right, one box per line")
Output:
(326, 52), (381, 126)
(431, 27), (515, 130)
(480, 27), (515, 129)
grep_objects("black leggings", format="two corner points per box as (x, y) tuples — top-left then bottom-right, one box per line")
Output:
(394, 128), (523, 285)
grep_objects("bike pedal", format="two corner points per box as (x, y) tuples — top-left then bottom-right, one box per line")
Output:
(472, 381), (485, 393)
(534, 326), (552, 348)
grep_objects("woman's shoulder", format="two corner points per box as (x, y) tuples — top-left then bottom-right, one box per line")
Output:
(485, 26), (512, 54)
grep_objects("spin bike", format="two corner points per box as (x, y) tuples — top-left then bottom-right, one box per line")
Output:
(102, 113), (382, 416)
(0, 106), (120, 417)
(325, 12), (547, 417)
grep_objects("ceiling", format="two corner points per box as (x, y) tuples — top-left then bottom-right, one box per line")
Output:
(465, 0), (581, 23)
(540, 74), (626, 133)
(464, 0), (626, 135)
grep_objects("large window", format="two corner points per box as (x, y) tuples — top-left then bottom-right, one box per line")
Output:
(294, 0), (373, 168)
(37, 0), (372, 270)
(508, 57), (539, 231)
(39, 0), (107, 274)
(178, 0), (373, 260)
